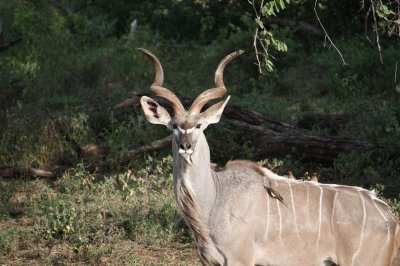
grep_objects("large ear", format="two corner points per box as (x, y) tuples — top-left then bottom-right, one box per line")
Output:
(201, 96), (230, 125)
(140, 96), (172, 126)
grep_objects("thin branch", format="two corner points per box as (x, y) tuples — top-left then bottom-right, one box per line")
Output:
(113, 97), (140, 109)
(252, 0), (265, 73)
(122, 135), (172, 163)
(314, 0), (347, 65)
(360, 0), (366, 10)
(370, 0), (384, 63)
(257, 35), (269, 55)
(253, 28), (262, 73)
(365, 5), (373, 44)
(0, 38), (22, 52)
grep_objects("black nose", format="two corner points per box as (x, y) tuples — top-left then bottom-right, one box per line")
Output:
(179, 142), (192, 151)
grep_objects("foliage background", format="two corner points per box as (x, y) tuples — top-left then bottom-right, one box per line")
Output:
(0, 0), (399, 264)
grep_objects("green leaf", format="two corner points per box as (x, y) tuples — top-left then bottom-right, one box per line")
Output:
(279, 0), (286, 10)
(376, 4), (395, 19)
(265, 59), (274, 72)
(255, 17), (265, 29)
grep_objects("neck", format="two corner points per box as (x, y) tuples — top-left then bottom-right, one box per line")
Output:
(171, 134), (227, 265)
(172, 133), (216, 217)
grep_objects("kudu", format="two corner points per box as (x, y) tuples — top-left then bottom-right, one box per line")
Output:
(138, 48), (400, 266)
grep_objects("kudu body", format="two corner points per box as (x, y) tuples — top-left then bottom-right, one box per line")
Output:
(138, 48), (400, 266)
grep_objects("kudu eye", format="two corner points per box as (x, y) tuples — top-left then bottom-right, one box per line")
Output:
(172, 124), (178, 129)
(196, 124), (202, 129)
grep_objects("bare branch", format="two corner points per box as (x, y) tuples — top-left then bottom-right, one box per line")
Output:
(365, 5), (373, 44)
(113, 97), (140, 109)
(370, 0), (384, 64)
(252, 0), (262, 73)
(122, 135), (172, 163)
(0, 38), (23, 52)
(253, 28), (262, 73)
(314, 0), (347, 65)
(252, 0), (266, 73)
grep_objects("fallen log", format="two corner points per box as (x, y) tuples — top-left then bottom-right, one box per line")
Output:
(114, 93), (380, 163)
(122, 135), (172, 163)
(54, 120), (111, 159)
(297, 112), (350, 134)
(0, 166), (55, 178)
(225, 119), (377, 162)
(0, 95), (382, 178)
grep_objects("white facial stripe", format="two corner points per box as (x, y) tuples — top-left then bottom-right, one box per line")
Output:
(177, 126), (196, 134)
(186, 127), (195, 134)
(177, 126), (185, 134)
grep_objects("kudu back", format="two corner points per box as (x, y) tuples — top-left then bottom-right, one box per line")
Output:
(138, 48), (400, 266)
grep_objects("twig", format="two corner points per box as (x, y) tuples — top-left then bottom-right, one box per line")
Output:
(365, 5), (373, 44)
(370, 0), (384, 63)
(252, 0), (264, 73)
(253, 28), (262, 73)
(314, 0), (347, 65)
(257, 34), (269, 57)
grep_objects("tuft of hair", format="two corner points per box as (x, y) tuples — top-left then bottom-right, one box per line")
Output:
(288, 171), (296, 180)
(311, 172), (318, 183)
(210, 162), (224, 172)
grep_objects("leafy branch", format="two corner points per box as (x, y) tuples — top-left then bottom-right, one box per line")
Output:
(251, 0), (289, 73)
(362, 0), (400, 63)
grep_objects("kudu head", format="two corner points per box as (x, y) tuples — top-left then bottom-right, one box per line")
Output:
(139, 48), (243, 165)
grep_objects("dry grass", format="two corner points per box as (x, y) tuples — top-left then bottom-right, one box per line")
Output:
(0, 231), (199, 266)
(0, 160), (200, 266)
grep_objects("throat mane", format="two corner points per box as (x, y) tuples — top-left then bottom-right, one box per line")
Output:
(176, 178), (208, 243)
(176, 178), (217, 264)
